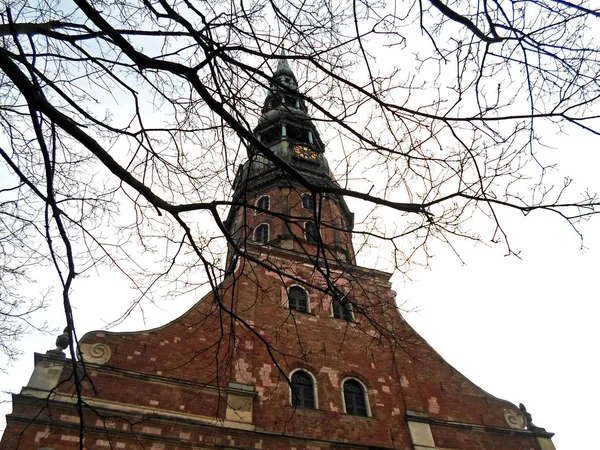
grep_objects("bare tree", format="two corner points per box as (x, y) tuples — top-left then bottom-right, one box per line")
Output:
(0, 0), (599, 446)
(0, 191), (49, 369)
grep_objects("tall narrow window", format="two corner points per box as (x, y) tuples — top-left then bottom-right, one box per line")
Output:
(291, 371), (316, 409)
(332, 296), (353, 321)
(305, 221), (319, 244)
(332, 218), (341, 244)
(302, 194), (314, 210)
(343, 379), (368, 416)
(288, 286), (309, 313)
(256, 195), (270, 214)
(254, 223), (269, 244)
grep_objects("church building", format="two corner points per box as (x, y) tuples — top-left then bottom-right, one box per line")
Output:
(0, 58), (556, 450)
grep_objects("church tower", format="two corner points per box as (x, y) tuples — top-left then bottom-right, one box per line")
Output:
(224, 56), (355, 267)
(0, 58), (556, 450)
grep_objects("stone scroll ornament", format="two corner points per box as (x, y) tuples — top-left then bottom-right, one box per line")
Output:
(79, 343), (112, 365)
(503, 408), (526, 429)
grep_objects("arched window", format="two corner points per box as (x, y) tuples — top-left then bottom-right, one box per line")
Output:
(332, 296), (354, 321)
(343, 379), (368, 416)
(290, 370), (316, 409)
(288, 286), (309, 313)
(302, 194), (314, 210)
(254, 223), (269, 244)
(256, 195), (270, 214)
(305, 221), (319, 244)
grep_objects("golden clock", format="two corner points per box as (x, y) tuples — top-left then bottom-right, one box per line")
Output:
(294, 145), (318, 160)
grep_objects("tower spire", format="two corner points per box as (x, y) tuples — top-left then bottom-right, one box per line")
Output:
(275, 43), (295, 81)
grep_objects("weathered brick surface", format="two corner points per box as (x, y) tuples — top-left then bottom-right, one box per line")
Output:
(431, 423), (541, 450)
(0, 187), (550, 450)
(230, 187), (355, 263)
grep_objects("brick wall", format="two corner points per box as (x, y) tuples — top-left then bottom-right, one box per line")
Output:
(0, 189), (550, 450)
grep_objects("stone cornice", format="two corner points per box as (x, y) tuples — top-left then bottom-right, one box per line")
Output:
(243, 243), (393, 283)
(405, 410), (555, 439)
(30, 353), (257, 398)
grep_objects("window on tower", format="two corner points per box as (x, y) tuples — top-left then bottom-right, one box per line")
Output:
(288, 286), (309, 313)
(343, 379), (369, 417)
(332, 295), (354, 321)
(255, 195), (270, 214)
(288, 124), (310, 142)
(254, 223), (269, 244)
(290, 370), (316, 409)
(302, 194), (314, 210)
(262, 127), (280, 144)
(305, 221), (319, 244)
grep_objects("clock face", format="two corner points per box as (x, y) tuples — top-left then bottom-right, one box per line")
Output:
(294, 145), (318, 160)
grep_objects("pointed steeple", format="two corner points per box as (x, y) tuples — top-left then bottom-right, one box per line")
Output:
(273, 46), (297, 86)
(275, 57), (294, 78)
(262, 46), (301, 114)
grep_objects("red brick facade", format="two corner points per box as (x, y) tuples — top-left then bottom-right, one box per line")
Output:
(0, 240), (556, 449)
(0, 60), (556, 450)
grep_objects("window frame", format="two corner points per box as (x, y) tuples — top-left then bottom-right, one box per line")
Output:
(287, 285), (310, 313)
(341, 377), (370, 417)
(331, 295), (354, 321)
(253, 223), (270, 244)
(289, 369), (318, 409)
(255, 195), (270, 215)
(224, 254), (241, 278)
(301, 194), (315, 210)
(304, 221), (319, 244)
